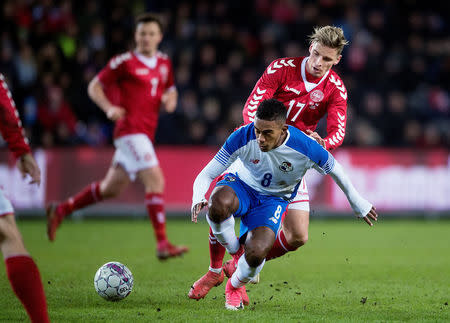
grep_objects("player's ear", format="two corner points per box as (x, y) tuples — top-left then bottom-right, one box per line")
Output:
(334, 54), (342, 65)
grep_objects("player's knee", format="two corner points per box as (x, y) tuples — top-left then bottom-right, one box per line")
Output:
(100, 187), (119, 199)
(100, 181), (123, 198)
(155, 170), (165, 188)
(244, 246), (266, 267)
(286, 230), (308, 248)
(209, 190), (235, 222)
(0, 219), (21, 246)
(152, 174), (165, 192)
(0, 229), (5, 245)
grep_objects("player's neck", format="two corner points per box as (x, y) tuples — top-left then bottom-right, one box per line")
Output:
(135, 48), (157, 58)
(304, 65), (323, 83)
(275, 131), (288, 149)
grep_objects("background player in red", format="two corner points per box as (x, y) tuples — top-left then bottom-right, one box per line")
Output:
(0, 73), (49, 322)
(189, 26), (350, 299)
(46, 13), (188, 260)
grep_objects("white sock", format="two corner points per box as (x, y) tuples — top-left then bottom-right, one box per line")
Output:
(209, 266), (222, 274)
(230, 254), (265, 288)
(206, 215), (240, 254)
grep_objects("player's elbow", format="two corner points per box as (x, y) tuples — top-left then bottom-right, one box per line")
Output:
(87, 77), (101, 99)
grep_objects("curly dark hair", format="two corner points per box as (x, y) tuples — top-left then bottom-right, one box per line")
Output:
(256, 99), (287, 123)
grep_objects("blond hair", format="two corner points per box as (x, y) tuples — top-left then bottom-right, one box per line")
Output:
(308, 26), (349, 55)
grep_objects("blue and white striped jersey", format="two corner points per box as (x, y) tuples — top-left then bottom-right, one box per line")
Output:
(214, 123), (335, 200)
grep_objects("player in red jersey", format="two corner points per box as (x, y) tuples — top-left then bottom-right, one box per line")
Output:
(189, 26), (350, 299)
(46, 13), (188, 260)
(0, 73), (50, 322)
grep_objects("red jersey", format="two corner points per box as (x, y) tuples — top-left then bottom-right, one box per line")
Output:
(243, 56), (348, 150)
(0, 73), (30, 158)
(97, 51), (175, 141)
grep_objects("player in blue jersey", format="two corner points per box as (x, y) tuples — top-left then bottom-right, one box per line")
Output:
(191, 99), (378, 310)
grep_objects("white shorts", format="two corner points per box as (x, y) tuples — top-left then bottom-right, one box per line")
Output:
(0, 186), (14, 217)
(113, 134), (159, 181)
(287, 177), (310, 212)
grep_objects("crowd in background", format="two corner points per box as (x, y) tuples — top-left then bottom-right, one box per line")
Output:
(1, 0), (449, 149)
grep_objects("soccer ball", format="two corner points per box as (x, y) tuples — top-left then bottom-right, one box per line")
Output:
(94, 261), (134, 301)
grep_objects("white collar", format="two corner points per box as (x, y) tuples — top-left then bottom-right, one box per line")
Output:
(134, 51), (157, 69)
(301, 57), (329, 92)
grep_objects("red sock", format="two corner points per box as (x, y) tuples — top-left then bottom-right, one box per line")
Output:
(145, 193), (168, 246)
(57, 182), (102, 219)
(266, 230), (298, 261)
(209, 227), (226, 269)
(5, 255), (49, 323)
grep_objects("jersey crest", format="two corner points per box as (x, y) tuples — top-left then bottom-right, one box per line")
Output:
(279, 161), (294, 173)
(310, 89), (324, 102)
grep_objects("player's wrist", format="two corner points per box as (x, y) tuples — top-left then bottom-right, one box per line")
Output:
(16, 149), (31, 160)
(106, 106), (116, 118)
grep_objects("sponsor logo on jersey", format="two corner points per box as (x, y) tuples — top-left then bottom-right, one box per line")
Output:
(136, 68), (149, 75)
(308, 102), (319, 110)
(251, 159), (260, 164)
(285, 85), (301, 95)
(224, 174), (236, 182)
(310, 89), (324, 103)
(279, 161), (293, 173)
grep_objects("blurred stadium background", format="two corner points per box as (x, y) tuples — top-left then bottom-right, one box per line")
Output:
(0, 0), (449, 218)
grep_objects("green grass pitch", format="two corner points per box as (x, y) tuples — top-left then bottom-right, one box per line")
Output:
(0, 217), (449, 322)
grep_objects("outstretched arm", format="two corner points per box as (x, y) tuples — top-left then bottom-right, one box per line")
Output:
(191, 159), (226, 223)
(192, 125), (249, 221)
(328, 159), (378, 226)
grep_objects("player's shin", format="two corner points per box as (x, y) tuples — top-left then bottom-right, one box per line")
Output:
(230, 255), (265, 289)
(145, 193), (168, 244)
(206, 215), (240, 255)
(5, 255), (50, 323)
(61, 181), (103, 216)
(209, 228), (226, 272)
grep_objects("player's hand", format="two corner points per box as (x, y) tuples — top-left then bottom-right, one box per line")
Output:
(306, 130), (326, 148)
(161, 90), (177, 113)
(361, 206), (378, 226)
(191, 200), (208, 223)
(17, 153), (41, 186)
(106, 106), (126, 121)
